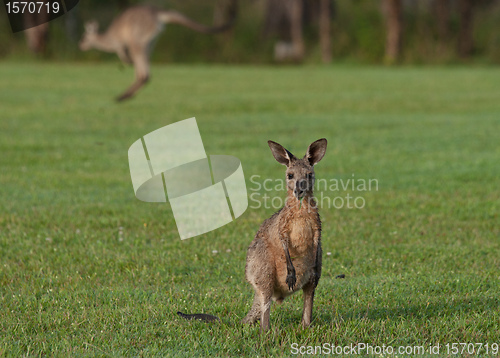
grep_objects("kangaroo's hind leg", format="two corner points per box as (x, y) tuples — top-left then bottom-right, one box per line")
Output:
(241, 294), (261, 324)
(243, 239), (275, 331)
(302, 243), (322, 328)
(301, 283), (316, 328)
(242, 285), (273, 332)
(116, 43), (150, 101)
(259, 291), (273, 332)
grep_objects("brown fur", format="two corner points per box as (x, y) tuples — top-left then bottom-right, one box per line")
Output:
(79, 5), (234, 101)
(242, 139), (327, 331)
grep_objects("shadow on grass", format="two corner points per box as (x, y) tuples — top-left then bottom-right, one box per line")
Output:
(321, 296), (500, 322)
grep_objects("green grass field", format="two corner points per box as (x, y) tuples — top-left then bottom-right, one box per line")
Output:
(1, 63), (499, 357)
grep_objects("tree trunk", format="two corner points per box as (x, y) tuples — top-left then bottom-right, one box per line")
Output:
(263, 0), (289, 39)
(435, 0), (450, 43)
(23, 12), (50, 54)
(319, 0), (332, 63)
(213, 0), (238, 26)
(458, 0), (474, 58)
(116, 0), (130, 10)
(65, 4), (80, 42)
(383, 0), (402, 64)
(288, 0), (304, 61)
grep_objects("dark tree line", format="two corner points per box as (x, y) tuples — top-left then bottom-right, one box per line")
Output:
(260, 0), (481, 63)
(383, 0), (477, 63)
(17, 0), (496, 63)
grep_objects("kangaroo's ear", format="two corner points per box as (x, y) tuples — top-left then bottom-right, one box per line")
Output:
(268, 141), (296, 166)
(305, 138), (327, 166)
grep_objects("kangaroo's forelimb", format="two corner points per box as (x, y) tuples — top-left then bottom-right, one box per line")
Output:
(282, 240), (297, 291)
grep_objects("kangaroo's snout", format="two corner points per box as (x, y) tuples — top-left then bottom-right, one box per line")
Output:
(294, 179), (308, 199)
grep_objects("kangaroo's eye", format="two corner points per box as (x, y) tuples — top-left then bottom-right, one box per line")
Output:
(287, 173), (294, 180)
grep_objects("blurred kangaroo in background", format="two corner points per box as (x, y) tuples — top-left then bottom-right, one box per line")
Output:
(79, 5), (235, 101)
(242, 138), (327, 331)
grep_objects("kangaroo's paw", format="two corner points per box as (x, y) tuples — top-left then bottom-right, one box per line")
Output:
(286, 270), (297, 290)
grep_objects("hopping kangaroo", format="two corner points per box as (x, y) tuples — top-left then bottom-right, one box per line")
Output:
(242, 138), (327, 331)
(79, 5), (234, 101)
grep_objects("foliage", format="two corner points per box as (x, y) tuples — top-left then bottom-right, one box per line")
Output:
(1, 0), (500, 63)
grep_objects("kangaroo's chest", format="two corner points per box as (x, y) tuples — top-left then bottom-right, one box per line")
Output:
(288, 216), (315, 254)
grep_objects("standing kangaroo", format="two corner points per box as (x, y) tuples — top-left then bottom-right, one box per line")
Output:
(177, 139), (327, 331)
(79, 5), (234, 101)
(242, 138), (327, 331)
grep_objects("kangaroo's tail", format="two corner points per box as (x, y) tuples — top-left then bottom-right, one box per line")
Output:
(157, 10), (234, 34)
(177, 311), (220, 322)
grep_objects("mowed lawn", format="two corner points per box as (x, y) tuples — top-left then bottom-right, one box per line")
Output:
(1, 62), (499, 356)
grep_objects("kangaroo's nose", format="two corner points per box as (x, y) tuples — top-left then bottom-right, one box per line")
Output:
(294, 179), (307, 199)
(297, 180), (308, 191)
